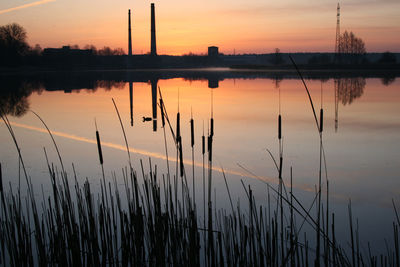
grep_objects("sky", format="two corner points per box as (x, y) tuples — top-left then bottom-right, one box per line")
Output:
(0, 0), (399, 55)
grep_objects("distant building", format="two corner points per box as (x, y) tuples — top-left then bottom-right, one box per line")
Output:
(43, 46), (93, 56)
(208, 46), (219, 57)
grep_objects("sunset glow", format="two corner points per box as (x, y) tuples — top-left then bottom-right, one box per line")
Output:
(0, 0), (399, 54)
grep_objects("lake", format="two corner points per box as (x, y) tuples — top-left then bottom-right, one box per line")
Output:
(0, 70), (399, 253)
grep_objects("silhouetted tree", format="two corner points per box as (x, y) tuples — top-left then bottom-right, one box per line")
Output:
(338, 31), (366, 64)
(84, 44), (97, 54)
(113, 48), (125, 55)
(0, 23), (29, 66)
(98, 46), (125, 56)
(30, 44), (43, 56)
(271, 48), (284, 65)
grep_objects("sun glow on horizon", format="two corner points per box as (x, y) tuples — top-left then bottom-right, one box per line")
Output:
(0, 0), (399, 54)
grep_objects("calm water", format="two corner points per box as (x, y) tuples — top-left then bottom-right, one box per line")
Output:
(1, 71), (399, 249)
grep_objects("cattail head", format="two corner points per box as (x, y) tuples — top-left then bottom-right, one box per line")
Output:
(278, 115), (282, 140)
(210, 118), (214, 137)
(190, 118), (194, 148)
(202, 120), (205, 155)
(160, 99), (165, 127)
(202, 135), (205, 155)
(319, 108), (324, 133)
(179, 145), (184, 177)
(95, 120), (103, 165)
(176, 112), (181, 141)
(208, 135), (213, 162)
(177, 135), (184, 177)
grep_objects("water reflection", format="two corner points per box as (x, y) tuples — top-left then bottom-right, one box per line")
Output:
(0, 73), (394, 130)
(0, 80), (43, 117)
(129, 81), (134, 126)
(336, 77), (366, 105)
(151, 79), (158, 132)
(272, 76), (282, 89)
(1, 74), (400, 247)
(334, 77), (366, 132)
(381, 76), (396, 86)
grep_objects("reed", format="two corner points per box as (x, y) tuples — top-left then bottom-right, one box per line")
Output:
(190, 108), (195, 204)
(30, 110), (65, 174)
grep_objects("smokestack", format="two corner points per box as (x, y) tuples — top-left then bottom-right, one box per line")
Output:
(150, 3), (157, 56)
(128, 9), (132, 56)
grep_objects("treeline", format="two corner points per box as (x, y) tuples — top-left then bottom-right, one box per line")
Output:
(1, 23), (399, 69)
(72, 44), (125, 56)
(0, 23), (126, 68)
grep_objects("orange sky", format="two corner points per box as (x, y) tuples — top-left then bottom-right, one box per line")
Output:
(0, 0), (399, 55)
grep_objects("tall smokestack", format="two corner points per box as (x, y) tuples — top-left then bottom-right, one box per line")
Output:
(128, 9), (132, 56)
(150, 3), (157, 56)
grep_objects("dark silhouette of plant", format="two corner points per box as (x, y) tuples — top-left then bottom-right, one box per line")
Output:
(0, 23), (29, 66)
(338, 31), (366, 64)
(97, 46), (125, 56)
(271, 48), (284, 65)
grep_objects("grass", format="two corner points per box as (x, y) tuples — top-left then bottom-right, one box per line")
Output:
(0, 76), (399, 266)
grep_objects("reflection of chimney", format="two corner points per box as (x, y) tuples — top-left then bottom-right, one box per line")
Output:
(128, 9), (132, 56)
(150, 3), (157, 56)
(129, 82), (133, 126)
(151, 79), (158, 131)
(208, 79), (219, 89)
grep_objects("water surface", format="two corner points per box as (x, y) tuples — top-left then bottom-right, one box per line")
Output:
(1, 71), (399, 249)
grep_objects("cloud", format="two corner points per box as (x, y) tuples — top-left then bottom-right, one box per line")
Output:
(0, 0), (55, 15)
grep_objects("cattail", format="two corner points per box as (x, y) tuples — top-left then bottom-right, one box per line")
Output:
(176, 112), (181, 141)
(190, 118), (194, 148)
(95, 121), (103, 165)
(319, 109), (324, 133)
(190, 109), (195, 202)
(160, 98), (165, 127)
(202, 135), (205, 155)
(210, 118), (214, 137)
(278, 115), (282, 140)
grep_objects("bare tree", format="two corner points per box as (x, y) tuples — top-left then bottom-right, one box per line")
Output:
(30, 44), (42, 56)
(84, 44), (97, 54)
(0, 23), (29, 64)
(113, 48), (125, 55)
(98, 46), (125, 56)
(338, 31), (366, 63)
(271, 48), (284, 65)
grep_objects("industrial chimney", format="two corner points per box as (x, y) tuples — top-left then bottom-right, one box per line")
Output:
(128, 9), (132, 56)
(150, 3), (157, 56)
